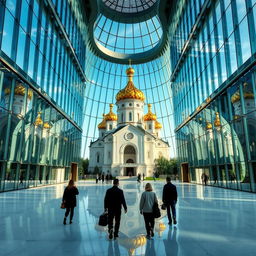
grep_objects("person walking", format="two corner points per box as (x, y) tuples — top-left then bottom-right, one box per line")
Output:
(139, 183), (158, 239)
(162, 177), (177, 225)
(104, 179), (127, 239)
(137, 173), (141, 183)
(62, 180), (79, 225)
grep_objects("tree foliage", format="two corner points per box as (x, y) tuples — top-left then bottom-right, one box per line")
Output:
(154, 157), (178, 175)
(78, 158), (89, 175)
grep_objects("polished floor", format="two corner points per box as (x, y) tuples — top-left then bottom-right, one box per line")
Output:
(0, 180), (256, 256)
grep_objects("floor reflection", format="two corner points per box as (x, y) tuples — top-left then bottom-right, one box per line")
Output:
(0, 181), (256, 256)
(163, 227), (178, 256)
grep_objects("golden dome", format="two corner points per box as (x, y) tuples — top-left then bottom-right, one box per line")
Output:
(116, 68), (145, 102)
(4, 83), (33, 99)
(155, 222), (166, 236)
(206, 121), (212, 130)
(34, 112), (43, 126)
(98, 114), (107, 129)
(155, 120), (162, 129)
(144, 104), (157, 121)
(231, 83), (254, 103)
(214, 112), (221, 127)
(119, 235), (147, 256)
(43, 122), (52, 129)
(104, 104), (118, 121)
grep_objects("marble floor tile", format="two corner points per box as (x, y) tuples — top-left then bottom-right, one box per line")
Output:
(0, 180), (256, 256)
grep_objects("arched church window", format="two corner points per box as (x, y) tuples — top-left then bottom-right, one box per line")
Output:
(149, 124), (152, 129)
(148, 151), (150, 158)
(109, 124), (112, 130)
(126, 159), (134, 163)
(137, 113), (140, 121)
(97, 153), (100, 163)
(124, 145), (136, 154)
(121, 113), (124, 122)
(129, 103), (132, 106)
(129, 112), (132, 121)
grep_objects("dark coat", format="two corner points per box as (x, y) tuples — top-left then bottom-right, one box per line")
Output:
(104, 186), (127, 212)
(62, 186), (79, 208)
(162, 182), (177, 204)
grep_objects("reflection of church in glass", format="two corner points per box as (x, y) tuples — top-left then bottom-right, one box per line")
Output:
(89, 67), (169, 176)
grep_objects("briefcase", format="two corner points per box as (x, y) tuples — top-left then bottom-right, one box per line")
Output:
(98, 212), (108, 226)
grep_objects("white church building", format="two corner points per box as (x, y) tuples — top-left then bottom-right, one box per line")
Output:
(88, 67), (170, 176)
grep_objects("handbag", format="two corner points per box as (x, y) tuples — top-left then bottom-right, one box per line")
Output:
(153, 202), (161, 218)
(98, 212), (108, 226)
(161, 203), (167, 210)
(60, 202), (66, 209)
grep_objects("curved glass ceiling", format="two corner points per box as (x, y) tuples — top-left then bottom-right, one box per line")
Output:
(94, 14), (163, 54)
(102, 0), (157, 13)
(82, 47), (176, 159)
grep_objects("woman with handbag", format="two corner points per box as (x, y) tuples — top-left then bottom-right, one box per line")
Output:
(62, 180), (79, 225)
(139, 183), (158, 239)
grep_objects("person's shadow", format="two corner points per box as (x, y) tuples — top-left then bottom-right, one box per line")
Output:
(108, 240), (121, 256)
(163, 227), (178, 256)
(145, 239), (156, 256)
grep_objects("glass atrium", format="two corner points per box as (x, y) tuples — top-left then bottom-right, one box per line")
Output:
(1, 1), (256, 256)
(0, 0), (256, 192)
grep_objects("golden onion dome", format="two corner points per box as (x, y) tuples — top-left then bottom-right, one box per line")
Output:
(116, 67), (145, 102)
(119, 235), (147, 256)
(206, 121), (212, 130)
(43, 122), (52, 129)
(98, 114), (107, 129)
(231, 83), (254, 103)
(104, 104), (118, 121)
(214, 112), (221, 127)
(144, 104), (157, 121)
(4, 83), (33, 99)
(155, 222), (166, 236)
(34, 112), (43, 127)
(155, 120), (162, 129)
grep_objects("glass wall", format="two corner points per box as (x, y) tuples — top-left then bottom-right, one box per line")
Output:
(172, 0), (256, 192)
(0, 0), (85, 191)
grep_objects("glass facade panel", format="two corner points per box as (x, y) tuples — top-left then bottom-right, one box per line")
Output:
(172, 0), (256, 192)
(0, 0), (85, 191)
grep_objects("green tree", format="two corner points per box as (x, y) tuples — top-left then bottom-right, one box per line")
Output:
(78, 158), (89, 176)
(154, 157), (178, 175)
(169, 158), (178, 175)
(154, 156), (170, 175)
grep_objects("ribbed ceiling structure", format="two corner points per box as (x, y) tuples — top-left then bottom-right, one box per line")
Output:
(82, 0), (175, 158)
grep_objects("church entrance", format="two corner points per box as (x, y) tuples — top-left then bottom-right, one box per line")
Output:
(123, 145), (136, 176)
(126, 167), (134, 176)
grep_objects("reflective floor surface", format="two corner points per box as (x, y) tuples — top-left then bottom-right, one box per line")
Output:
(0, 180), (256, 256)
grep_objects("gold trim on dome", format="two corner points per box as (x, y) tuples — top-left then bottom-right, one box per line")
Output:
(144, 104), (157, 121)
(43, 122), (52, 129)
(214, 112), (221, 127)
(34, 112), (43, 127)
(105, 104), (118, 121)
(206, 121), (212, 130)
(231, 83), (255, 104)
(155, 120), (162, 129)
(116, 67), (145, 102)
(98, 114), (107, 129)
(4, 83), (33, 100)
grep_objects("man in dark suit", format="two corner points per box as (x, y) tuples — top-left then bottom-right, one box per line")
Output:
(162, 177), (178, 225)
(104, 178), (127, 239)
